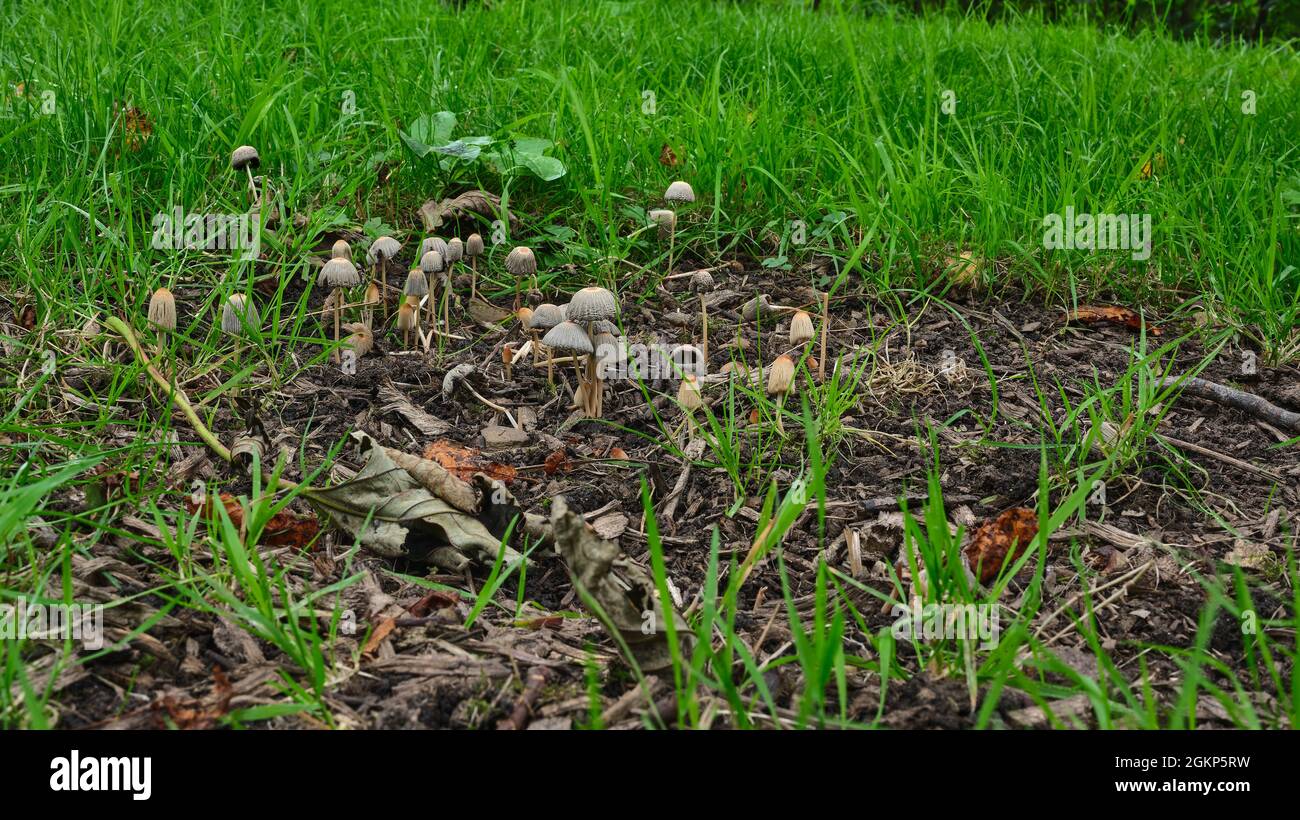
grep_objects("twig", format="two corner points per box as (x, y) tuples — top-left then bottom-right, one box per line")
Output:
(1163, 375), (1300, 432)
(497, 667), (550, 730)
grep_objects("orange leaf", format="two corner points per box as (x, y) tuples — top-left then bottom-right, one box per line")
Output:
(658, 143), (680, 167)
(543, 448), (570, 476)
(422, 439), (517, 483)
(186, 493), (321, 550)
(1065, 305), (1162, 336)
(963, 507), (1039, 583)
(362, 616), (397, 655)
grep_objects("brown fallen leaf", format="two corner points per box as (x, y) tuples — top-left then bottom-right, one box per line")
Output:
(186, 493), (321, 551)
(423, 439), (517, 484)
(16, 303), (36, 331)
(362, 616), (397, 655)
(964, 507), (1039, 583)
(115, 102), (153, 152)
(418, 189), (517, 233)
(1065, 305), (1162, 336)
(543, 448), (570, 476)
(408, 589), (459, 617)
(659, 143), (680, 167)
(158, 667), (232, 730)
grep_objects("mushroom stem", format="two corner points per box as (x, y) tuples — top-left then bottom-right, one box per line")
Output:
(464, 383), (519, 429)
(332, 289), (343, 363)
(470, 257), (478, 300)
(244, 167), (257, 204)
(442, 286), (450, 336)
(700, 296), (709, 364)
(232, 340), (243, 399)
(667, 220), (676, 276)
(775, 393), (786, 434)
(380, 259), (389, 320)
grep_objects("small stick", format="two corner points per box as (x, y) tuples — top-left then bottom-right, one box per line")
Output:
(1161, 375), (1300, 432)
(818, 291), (829, 381)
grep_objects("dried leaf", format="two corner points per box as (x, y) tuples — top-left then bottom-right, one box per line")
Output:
(658, 143), (680, 167)
(378, 381), (451, 436)
(1065, 305), (1162, 335)
(543, 448), (570, 476)
(423, 439), (517, 484)
(186, 493), (321, 551)
(418, 189), (517, 233)
(551, 496), (690, 672)
(963, 507), (1039, 583)
(361, 616), (397, 655)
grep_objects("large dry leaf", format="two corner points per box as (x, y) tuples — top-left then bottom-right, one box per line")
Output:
(963, 507), (1039, 583)
(423, 439), (517, 484)
(550, 496), (690, 672)
(186, 493), (321, 551)
(303, 436), (522, 570)
(1065, 305), (1162, 336)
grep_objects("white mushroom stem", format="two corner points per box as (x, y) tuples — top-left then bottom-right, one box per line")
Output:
(332, 287), (344, 363)
(470, 256), (478, 300)
(245, 167), (257, 204)
(701, 296), (709, 363)
(818, 291), (829, 381)
(380, 259), (389, 320)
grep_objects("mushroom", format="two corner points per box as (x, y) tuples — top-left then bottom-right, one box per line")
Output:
(648, 208), (676, 240)
(396, 300), (417, 350)
(565, 286), (619, 417)
(363, 281), (381, 328)
(319, 255), (360, 362)
(527, 303), (566, 384)
(502, 343), (515, 381)
(230, 145), (260, 203)
(466, 233), (485, 299)
(221, 294), (260, 397)
(419, 250), (444, 332)
(542, 320), (594, 404)
(593, 330), (625, 383)
(420, 236), (448, 260)
(147, 286), (176, 374)
(443, 363), (518, 429)
(505, 246), (537, 310)
(689, 270), (715, 363)
(662, 180), (695, 275)
(404, 269), (429, 347)
(766, 354), (795, 433)
(789, 310), (814, 347)
(342, 322), (374, 358)
(366, 236), (401, 320)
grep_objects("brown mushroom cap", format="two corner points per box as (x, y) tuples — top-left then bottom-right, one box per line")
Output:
(396, 302), (417, 331)
(364, 281), (381, 305)
(566, 286), (618, 325)
(420, 237), (448, 259)
(677, 375), (703, 412)
(404, 269), (429, 297)
(664, 180), (695, 204)
(445, 237), (464, 263)
(148, 287), (176, 331)
(466, 233), (484, 256)
(690, 270), (715, 293)
(766, 355), (795, 396)
(342, 322), (374, 357)
(541, 320), (594, 355)
(231, 145), (260, 171)
(528, 303), (565, 331)
(505, 246), (537, 277)
(789, 310), (815, 346)
(221, 294), (259, 336)
(367, 235), (401, 264)
(319, 257), (360, 288)
(331, 239), (352, 260)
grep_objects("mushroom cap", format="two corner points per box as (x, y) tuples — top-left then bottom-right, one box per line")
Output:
(419, 250), (445, 275)
(319, 257), (360, 288)
(420, 237), (448, 259)
(664, 180), (695, 204)
(677, 375), (703, 412)
(442, 362), (478, 400)
(147, 287), (176, 331)
(766, 354), (795, 395)
(445, 237), (464, 262)
(689, 270), (715, 293)
(541, 320), (594, 355)
(331, 239), (352, 260)
(404, 269), (429, 297)
(367, 235), (401, 264)
(505, 246), (537, 277)
(528, 303), (565, 331)
(789, 310), (815, 346)
(364, 281), (381, 304)
(516, 307), (534, 327)
(221, 294), (259, 336)
(648, 208), (676, 239)
(231, 145), (260, 171)
(593, 319), (621, 337)
(593, 332), (625, 373)
(566, 286), (618, 324)
(342, 322), (374, 357)
(466, 233), (484, 256)
(741, 294), (772, 323)
(396, 302), (417, 331)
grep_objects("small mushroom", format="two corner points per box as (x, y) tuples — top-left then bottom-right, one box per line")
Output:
(419, 250), (445, 331)
(342, 322), (374, 358)
(221, 294), (259, 397)
(466, 233), (485, 298)
(566, 287), (619, 417)
(505, 246), (537, 310)
(527, 303), (566, 384)
(690, 270), (715, 362)
(766, 354), (795, 433)
(648, 208), (676, 240)
(789, 310), (814, 347)
(662, 180), (695, 275)
(742, 294), (772, 323)
(231, 145), (260, 202)
(542, 320), (595, 402)
(367, 235), (402, 319)
(319, 256), (360, 362)
(404, 269), (429, 346)
(396, 301), (417, 350)
(420, 236), (448, 261)
(363, 281), (381, 328)
(147, 287), (176, 371)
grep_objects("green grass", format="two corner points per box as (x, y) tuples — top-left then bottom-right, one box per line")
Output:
(1, 0), (1298, 729)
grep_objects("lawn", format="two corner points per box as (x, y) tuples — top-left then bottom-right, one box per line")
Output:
(1, 0), (1297, 729)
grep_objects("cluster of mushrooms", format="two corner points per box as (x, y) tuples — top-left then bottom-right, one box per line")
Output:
(140, 157), (827, 436)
